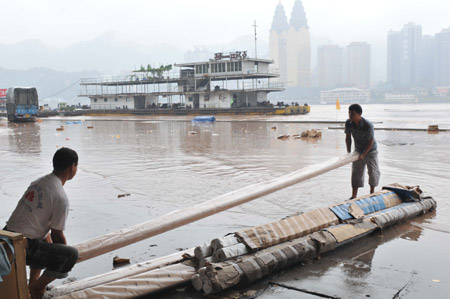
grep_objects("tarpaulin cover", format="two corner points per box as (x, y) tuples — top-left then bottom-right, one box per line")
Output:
(236, 207), (339, 251)
(382, 183), (423, 202)
(212, 243), (250, 262)
(192, 116), (216, 122)
(330, 191), (401, 221)
(198, 236), (318, 294)
(48, 262), (196, 299)
(370, 197), (436, 229)
(325, 219), (378, 243)
(310, 231), (337, 253)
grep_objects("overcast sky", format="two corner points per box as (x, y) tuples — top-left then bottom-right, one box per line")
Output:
(1, 0), (449, 49)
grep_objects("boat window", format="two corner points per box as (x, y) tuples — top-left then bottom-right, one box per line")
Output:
(94, 98), (97, 102)
(115, 98), (118, 102)
(104, 98), (107, 102)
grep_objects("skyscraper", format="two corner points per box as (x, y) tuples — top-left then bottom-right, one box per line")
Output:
(286, 0), (310, 87)
(435, 28), (450, 87)
(269, 3), (289, 83)
(317, 45), (343, 89)
(269, 1), (311, 88)
(387, 23), (422, 89)
(420, 35), (436, 88)
(387, 30), (402, 88)
(346, 42), (371, 89)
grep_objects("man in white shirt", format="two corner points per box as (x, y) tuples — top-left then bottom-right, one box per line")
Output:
(5, 147), (79, 299)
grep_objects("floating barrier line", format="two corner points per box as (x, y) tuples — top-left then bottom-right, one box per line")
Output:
(74, 153), (359, 262)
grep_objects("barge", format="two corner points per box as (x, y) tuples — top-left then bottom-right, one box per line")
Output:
(77, 51), (310, 116)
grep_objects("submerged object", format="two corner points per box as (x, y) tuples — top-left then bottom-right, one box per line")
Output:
(192, 116), (216, 123)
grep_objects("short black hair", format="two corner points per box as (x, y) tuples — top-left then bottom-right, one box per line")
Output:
(349, 104), (363, 115)
(53, 147), (78, 172)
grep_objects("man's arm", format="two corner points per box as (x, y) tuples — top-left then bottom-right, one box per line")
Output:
(51, 229), (67, 245)
(359, 138), (374, 160)
(346, 133), (352, 153)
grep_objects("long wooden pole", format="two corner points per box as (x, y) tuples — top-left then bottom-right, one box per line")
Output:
(75, 153), (359, 262)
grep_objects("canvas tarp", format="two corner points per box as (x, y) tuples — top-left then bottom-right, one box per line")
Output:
(47, 261), (196, 299)
(236, 207), (339, 251)
(197, 236), (319, 294)
(330, 190), (402, 221)
(325, 219), (378, 244)
(370, 197), (436, 229)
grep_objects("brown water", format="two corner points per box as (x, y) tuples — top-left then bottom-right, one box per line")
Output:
(1, 103), (449, 284)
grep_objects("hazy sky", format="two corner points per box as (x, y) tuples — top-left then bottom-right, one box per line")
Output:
(1, 0), (449, 49)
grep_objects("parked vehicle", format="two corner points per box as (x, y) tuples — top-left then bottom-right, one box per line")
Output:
(6, 87), (39, 122)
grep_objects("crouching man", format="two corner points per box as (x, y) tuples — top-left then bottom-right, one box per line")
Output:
(5, 147), (79, 298)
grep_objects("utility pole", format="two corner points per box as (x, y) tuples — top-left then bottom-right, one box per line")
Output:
(253, 20), (258, 58)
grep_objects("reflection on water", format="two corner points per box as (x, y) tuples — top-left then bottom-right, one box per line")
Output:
(7, 122), (41, 155)
(0, 103), (449, 283)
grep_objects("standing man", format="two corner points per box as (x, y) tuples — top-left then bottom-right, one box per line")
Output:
(345, 104), (380, 199)
(5, 147), (79, 299)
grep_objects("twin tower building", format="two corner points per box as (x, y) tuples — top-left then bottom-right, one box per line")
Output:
(269, 1), (310, 88)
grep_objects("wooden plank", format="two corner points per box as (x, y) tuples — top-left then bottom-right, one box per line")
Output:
(13, 237), (29, 299)
(0, 230), (23, 241)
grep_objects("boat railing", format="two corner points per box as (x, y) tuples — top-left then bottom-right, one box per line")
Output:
(241, 82), (284, 91)
(80, 72), (182, 84)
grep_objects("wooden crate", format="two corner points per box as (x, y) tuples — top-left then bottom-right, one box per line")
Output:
(0, 230), (29, 299)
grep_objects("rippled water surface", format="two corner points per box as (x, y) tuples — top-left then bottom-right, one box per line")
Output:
(1, 103), (449, 282)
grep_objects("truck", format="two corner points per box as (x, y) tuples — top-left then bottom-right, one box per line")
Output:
(6, 87), (39, 122)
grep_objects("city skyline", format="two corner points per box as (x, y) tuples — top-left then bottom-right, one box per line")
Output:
(1, 0), (449, 50)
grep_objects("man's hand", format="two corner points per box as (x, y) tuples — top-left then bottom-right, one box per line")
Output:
(358, 154), (365, 161)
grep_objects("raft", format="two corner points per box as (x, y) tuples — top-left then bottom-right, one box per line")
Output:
(45, 184), (435, 298)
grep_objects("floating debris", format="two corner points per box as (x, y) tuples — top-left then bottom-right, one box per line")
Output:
(118, 193), (131, 198)
(300, 129), (322, 138)
(271, 126), (277, 131)
(379, 140), (414, 147)
(277, 134), (289, 140)
(427, 125), (439, 131)
(188, 131), (198, 135)
(113, 256), (130, 267)
(87, 126), (94, 129)
(56, 127), (64, 131)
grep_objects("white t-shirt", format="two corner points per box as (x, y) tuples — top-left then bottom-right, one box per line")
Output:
(7, 173), (70, 240)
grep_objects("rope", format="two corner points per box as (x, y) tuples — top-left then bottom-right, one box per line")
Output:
(40, 79), (81, 100)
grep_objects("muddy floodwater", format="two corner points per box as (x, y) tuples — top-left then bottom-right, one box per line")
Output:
(1, 103), (450, 298)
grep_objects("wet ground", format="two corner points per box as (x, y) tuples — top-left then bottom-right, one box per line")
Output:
(1, 104), (450, 298)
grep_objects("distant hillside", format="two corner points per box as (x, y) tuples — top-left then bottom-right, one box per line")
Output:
(0, 67), (101, 104)
(0, 31), (185, 73)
